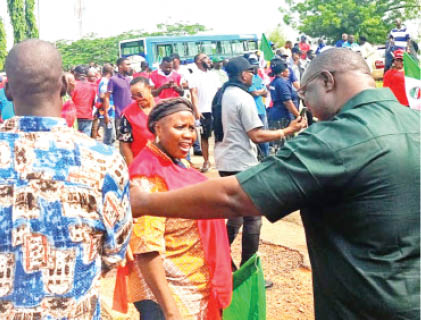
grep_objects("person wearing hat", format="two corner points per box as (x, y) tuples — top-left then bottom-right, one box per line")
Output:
(213, 56), (305, 284)
(383, 49), (409, 106)
(247, 54), (270, 158)
(267, 58), (301, 149)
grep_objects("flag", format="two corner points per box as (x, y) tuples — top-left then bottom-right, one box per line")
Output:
(403, 52), (421, 110)
(259, 33), (274, 62)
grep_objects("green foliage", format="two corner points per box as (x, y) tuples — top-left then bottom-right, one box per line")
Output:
(7, 0), (26, 43)
(56, 22), (208, 70)
(281, 0), (421, 44)
(25, 0), (39, 39)
(268, 26), (286, 49)
(0, 18), (7, 70)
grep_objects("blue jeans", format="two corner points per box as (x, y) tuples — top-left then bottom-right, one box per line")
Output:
(77, 119), (93, 136)
(98, 118), (116, 146)
(134, 300), (165, 320)
(257, 113), (269, 159)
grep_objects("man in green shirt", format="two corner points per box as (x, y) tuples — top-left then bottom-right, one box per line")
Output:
(130, 48), (420, 319)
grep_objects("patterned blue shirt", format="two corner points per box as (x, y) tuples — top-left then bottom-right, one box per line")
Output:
(0, 117), (132, 319)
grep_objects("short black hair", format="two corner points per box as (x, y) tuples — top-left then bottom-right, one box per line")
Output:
(116, 57), (128, 66)
(130, 76), (149, 86)
(161, 56), (173, 64)
(170, 53), (180, 61)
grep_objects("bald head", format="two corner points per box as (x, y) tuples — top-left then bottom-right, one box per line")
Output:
(302, 48), (370, 84)
(5, 40), (64, 112)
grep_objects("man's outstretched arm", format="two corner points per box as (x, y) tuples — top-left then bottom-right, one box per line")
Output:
(130, 176), (261, 219)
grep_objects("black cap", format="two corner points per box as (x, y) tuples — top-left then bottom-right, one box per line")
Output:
(225, 57), (254, 77)
(74, 65), (87, 76)
(269, 59), (287, 76)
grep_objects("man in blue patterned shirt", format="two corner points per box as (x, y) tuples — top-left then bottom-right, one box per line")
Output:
(0, 39), (132, 319)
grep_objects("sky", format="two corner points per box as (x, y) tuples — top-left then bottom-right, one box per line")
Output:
(0, 0), (294, 49)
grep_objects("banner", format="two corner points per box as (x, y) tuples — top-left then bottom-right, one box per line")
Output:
(403, 52), (421, 110)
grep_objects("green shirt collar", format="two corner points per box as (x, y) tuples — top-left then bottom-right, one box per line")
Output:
(338, 88), (397, 115)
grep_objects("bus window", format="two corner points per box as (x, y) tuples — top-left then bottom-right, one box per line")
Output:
(248, 40), (258, 51)
(154, 43), (174, 62)
(187, 42), (201, 57)
(220, 41), (232, 56)
(232, 40), (243, 55)
(121, 40), (145, 57)
(174, 42), (187, 59)
(201, 41), (217, 56)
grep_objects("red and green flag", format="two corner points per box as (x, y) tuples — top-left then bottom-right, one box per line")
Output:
(403, 52), (421, 110)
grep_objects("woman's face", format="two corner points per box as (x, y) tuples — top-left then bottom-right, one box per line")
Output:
(131, 81), (153, 108)
(155, 110), (196, 159)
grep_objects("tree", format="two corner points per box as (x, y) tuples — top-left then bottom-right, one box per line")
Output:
(7, 0), (26, 43)
(268, 26), (286, 49)
(24, 0), (39, 39)
(281, 0), (421, 44)
(0, 18), (7, 70)
(56, 22), (208, 70)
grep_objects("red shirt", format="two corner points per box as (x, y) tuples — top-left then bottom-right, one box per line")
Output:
(383, 69), (409, 106)
(150, 70), (182, 100)
(299, 42), (310, 59)
(133, 71), (151, 79)
(72, 80), (97, 119)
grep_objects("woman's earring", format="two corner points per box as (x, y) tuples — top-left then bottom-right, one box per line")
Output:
(155, 135), (160, 144)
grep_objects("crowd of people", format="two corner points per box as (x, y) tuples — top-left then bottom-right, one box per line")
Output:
(0, 19), (419, 319)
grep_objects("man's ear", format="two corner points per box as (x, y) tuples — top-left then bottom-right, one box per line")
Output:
(322, 71), (335, 92)
(4, 82), (13, 102)
(60, 74), (67, 97)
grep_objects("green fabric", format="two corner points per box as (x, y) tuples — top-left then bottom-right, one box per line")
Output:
(237, 88), (420, 319)
(259, 34), (274, 62)
(404, 52), (421, 79)
(223, 254), (266, 320)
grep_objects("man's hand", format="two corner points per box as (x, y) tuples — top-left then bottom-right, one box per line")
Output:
(284, 116), (307, 136)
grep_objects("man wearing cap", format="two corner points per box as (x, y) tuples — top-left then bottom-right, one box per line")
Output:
(247, 54), (269, 158)
(383, 49), (409, 106)
(213, 57), (304, 280)
(72, 65), (97, 136)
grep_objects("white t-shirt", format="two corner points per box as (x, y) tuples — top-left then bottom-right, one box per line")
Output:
(189, 68), (220, 113)
(214, 86), (263, 172)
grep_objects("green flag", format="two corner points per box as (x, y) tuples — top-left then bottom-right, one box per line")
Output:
(403, 52), (421, 110)
(259, 33), (274, 61)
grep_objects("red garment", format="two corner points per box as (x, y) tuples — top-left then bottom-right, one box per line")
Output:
(122, 102), (155, 158)
(150, 70), (182, 99)
(61, 99), (77, 127)
(133, 71), (151, 79)
(299, 42), (310, 59)
(71, 80), (97, 119)
(383, 69), (409, 106)
(129, 143), (232, 319)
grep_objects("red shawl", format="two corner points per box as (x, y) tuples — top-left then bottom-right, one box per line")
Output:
(114, 142), (232, 318)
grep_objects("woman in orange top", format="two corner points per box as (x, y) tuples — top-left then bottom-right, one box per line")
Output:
(118, 76), (155, 165)
(383, 49), (409, 107)
(116, 98), (232, 320)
